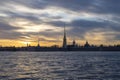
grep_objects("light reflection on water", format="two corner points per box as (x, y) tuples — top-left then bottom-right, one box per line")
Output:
(0, 52), (120, 80)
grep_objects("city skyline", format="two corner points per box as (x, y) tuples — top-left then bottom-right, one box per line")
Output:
(0, 0), (120, 47)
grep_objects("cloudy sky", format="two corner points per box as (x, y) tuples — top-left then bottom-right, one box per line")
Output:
(0, 0), (120, 46)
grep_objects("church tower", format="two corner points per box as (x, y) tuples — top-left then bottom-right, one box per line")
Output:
(63, 24), (67, 48)
(37, 38), (40, 47)
(73, 40), (76, 47)
(84, 41), (90, 47)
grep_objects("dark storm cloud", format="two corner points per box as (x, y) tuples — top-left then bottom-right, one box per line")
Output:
(46, 21), (65, 27)
(5, 11), (41, 23)
(12, 0), (48, 9)
(1, 0), (120, 15)
(93, 0), (120, 15)
(68, 19), (120, 38)
(68, 19), (120, 32)
(0, 22), (23, 39)
(0, 30), (23, 40)
(6, 0), (120, 15)
(0, 22), (19, 30)
(46, 0), (120, 15)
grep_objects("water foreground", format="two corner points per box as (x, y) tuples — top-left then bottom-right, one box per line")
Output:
(0, 52), (120, 80)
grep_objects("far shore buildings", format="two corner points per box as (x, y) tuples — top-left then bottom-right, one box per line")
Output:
(62, 24), (90, 48)
(36, 24), (90, 48)
(26, 24), (119, 50)
(0, 25), (120, 51)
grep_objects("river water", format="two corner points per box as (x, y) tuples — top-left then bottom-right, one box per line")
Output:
(0, 52), (120, 80)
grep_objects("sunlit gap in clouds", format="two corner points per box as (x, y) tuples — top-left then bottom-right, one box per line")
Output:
(7, 18), (72, 47)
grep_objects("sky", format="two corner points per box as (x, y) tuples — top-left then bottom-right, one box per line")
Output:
(0, 0), (120, 47)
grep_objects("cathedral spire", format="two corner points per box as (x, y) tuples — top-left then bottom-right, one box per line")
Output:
(37, 32), (40, 47)
(63, 23), (67, 48)
(37, 38), (40, 47)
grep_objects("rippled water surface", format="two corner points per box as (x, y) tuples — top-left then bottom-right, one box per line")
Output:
(0, 52), (120, 80)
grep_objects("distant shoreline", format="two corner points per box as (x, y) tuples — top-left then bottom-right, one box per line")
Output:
(0, 45), (120, 52)
(0, 51), (120, 52)
(0, 48), (120, 52)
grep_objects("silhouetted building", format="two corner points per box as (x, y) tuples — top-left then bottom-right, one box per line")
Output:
(72, 40), (77, 48)
(27, 43), (29, 47)
(37, 38), (40, 47)
(63, 24), (67, 48)
(84, 41), (90, 47)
